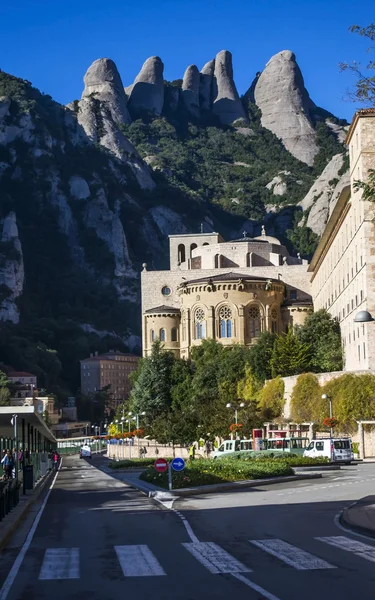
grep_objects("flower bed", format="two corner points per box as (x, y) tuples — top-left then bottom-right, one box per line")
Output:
(108, 458), (166, 469)
(140, 458), (294, 489)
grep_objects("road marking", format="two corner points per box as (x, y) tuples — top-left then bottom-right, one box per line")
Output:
(250, 539), (336, 570)
(0, 458), (63, 600)
(316, 535), (375, 562)
(115, 545), (166, 576)
(39, 548), (79, 580)
(182, 542), (251, 574)
(231, 573), (281, 600)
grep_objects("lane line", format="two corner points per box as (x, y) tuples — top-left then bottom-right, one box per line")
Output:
(250, 539), (336, 570)
(231, 573), (281, 600)
(316, 535), (375, 562)
(0, 458), (63, 600)
(39, 548), (79, 580)
(115, 545), (166, 577)
(182, 542), (251, 574)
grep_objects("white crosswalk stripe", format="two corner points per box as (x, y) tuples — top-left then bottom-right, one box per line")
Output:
(39, 548), (80, 580)
(182, 542), (251, 574)
(316, 536), (375, 563)
(250, 539), (336, 570)
(115, 545), (166, 576)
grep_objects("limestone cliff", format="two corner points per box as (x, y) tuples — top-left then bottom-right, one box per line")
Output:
(0, 212), (24, 324)
(182, 65), (200, 117)
(252, 50), (318, 166)
(127, 56), (165, 116)
(212, 50), (247, 125)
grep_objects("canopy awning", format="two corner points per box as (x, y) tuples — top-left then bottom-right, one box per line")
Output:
(0, 406), (57, 443)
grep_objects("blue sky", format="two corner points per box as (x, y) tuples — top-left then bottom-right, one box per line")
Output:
(1, 0), (373, 121)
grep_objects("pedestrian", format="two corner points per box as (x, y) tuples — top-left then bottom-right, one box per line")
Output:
(52, 451), (59, 471)
(3, 451), (14, 480)
(189, 443), (195, 461)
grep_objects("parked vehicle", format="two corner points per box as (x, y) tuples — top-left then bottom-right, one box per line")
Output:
(303, 438), (352, 464)
(211, 436), (310, 459)
(211, 439), (253, 459)
(79, 445), (92, 459)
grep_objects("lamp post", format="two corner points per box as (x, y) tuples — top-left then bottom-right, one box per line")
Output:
(321, 394), (333, 437)
(226, 402), (245, 439)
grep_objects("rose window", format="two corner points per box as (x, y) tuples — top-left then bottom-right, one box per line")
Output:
(219, 306), (232, 320)
(249, 306), (260, 319)
(195, 308), (205, 322)
(271, 308), (278, 320)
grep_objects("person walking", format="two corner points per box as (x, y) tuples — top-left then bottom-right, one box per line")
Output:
(52, 451), (59, 472)
(3, 451), (14, 480)
(189, 443), (196, 461)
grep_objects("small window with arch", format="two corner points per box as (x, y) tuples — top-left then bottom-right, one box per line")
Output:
(159, 328), (166, 342)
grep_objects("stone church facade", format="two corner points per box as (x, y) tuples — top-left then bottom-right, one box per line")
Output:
(141, 109), (375, 369)
(141, 230), (313, 358)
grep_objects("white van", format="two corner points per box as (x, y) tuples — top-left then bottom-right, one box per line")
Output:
(211, 439), (252, 459)
(304, 438), (352, 464)
(79, 445), (92, 459)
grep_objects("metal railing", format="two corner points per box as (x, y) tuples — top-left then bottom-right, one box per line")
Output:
(0, 480), (21, 522)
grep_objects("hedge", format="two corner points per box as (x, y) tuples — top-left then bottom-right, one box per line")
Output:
(140, 458), (294, 489)
(108, 458), (172, 469)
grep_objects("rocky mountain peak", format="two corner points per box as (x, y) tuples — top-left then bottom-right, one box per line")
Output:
(200, 59), (215, 111)
(212, 50), (247, 125)
(252, 49), (318, 165)
(182, 65), (200, 117)
(127, 56), (165, 116)
(82, 58), (131, 125)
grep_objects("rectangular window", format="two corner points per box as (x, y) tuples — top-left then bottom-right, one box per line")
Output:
(358, 345), (361, 360)
(351, 299), (354, 310)
(353, 330), (356, 341)
(364, 343), (366, 359)
(356, 295), (358, 306)
(290, 290), (297, 300)
(347, 303), (350, 314)
(349, 333), (351, 343)
(360, 290), (363, 302)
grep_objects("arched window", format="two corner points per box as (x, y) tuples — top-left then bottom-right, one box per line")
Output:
(190, 243), (197, 258)
(219, 306), (232, 338)
(271, 307), (278, 334)
(195, 308), (206, 339)
(203, 242), (209, 246)
(246, 252), (252, 267)
(178, 244), (186, 264)
(214, 254), (220, 268)
(159, 328), (166, 342)
(249, 306), (261, 339)
(171, 327), (178, 342)
(150, 329), (155, 342)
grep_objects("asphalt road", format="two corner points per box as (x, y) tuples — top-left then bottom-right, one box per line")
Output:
(0, 457), (375, 600)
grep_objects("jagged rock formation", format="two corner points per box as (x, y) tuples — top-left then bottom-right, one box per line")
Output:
(200, 60), (215, 111)
(182, 65), (200, 117)
(266, 173), (290, 196)
(127, 56), (164, 116)
(252, 50), (318, 165)
(212, 50), (247, 125)
(82, 58), (131, 125)
(0, 212), (24, 323)
(299, 153), (349, 235)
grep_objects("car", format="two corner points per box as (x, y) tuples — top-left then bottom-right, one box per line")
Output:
(303, 438), (352, 464)
(79, 445), (92, 459)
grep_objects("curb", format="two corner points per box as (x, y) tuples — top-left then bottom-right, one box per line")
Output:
(293, 465), (341, 472)
(0, 469), (54, 551)
(339, 499), (375, 539)
(120, 473), (322, 499)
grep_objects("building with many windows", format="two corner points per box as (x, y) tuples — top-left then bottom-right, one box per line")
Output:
(309, 109), (375, 371)
(80, 351), (139, 410)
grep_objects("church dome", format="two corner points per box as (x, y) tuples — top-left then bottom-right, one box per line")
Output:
(253, 225), (281, 245)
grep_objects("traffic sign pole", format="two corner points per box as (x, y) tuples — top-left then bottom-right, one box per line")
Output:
(168, 463), (172, 491)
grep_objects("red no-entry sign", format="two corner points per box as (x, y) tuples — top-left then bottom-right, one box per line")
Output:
(154, 458), (168, 472)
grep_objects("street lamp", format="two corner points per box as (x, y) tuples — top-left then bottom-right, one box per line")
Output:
(322, 393), (334, 437)
(226, 402), (245, 425)
(354, 310), (375, 323)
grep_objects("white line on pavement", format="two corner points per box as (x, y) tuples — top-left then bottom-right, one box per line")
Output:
(0, 458), (63, 600)
(250, 539), (336, 570)
(182, 542), (251, 574)
(231, 573), (281, 600)
(115, 545), (166, 577)
(316, 535), (375, 562)
(39, 548), (79, 580)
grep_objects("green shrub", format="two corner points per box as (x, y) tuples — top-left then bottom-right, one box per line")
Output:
(258, 376), (285, 419)
(140, 458), (293, 489)
(108, 458), (173, 469)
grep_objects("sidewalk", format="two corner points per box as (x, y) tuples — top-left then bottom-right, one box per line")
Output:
(341, 495), (375, 538)
(0, 468), (55, 550)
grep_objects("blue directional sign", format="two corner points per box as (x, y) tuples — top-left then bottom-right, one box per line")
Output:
(171, 457), (185, 472)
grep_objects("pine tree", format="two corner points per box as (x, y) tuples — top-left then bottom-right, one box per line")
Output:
(271, 328), (311, 378)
